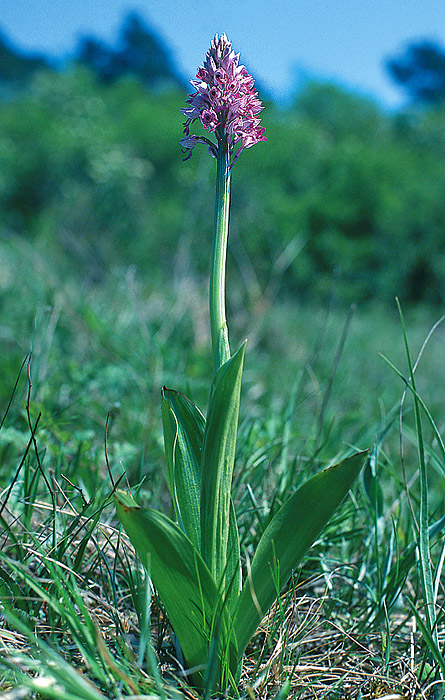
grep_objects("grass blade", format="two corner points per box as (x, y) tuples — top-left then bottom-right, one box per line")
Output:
(407, 599), (445, 676)
(395, 299), (438, 645)
(2, 609), (107, 700)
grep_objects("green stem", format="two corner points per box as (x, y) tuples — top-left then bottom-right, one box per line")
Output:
(210, 137), (231, 376)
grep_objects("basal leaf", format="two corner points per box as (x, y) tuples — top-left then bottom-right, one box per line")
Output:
(114, 490), (238, 687)
(226, 498), (241, 612)
(200, 342), (245, 593)
(161, 387), (205, 548)
(234, 450), (367, 655)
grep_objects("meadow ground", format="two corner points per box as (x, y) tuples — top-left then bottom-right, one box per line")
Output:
(0, 235), (444, 699)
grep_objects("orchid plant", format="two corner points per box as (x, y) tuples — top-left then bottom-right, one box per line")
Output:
(115, 34), (367, 694)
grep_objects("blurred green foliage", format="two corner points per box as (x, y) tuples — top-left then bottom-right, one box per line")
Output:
(0, 67), (445, 304)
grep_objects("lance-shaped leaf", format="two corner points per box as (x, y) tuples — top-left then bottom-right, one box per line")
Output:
(225, 498), (241, 613)
(161, 387), (205, 549)
(200, 342), (245, 595)
(162, 386), (241, 612)
(234, 450), (367, 656)
(115, 490), (238, 687)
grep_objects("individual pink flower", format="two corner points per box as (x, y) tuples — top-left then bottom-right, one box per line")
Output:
(181, 33), (267, 166)
(180, 134), (217, 160)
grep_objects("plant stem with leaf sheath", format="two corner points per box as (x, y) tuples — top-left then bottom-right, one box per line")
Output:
(210, 137), (231, 376)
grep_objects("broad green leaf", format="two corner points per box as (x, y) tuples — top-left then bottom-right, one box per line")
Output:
(114, 490), (238, 686)
(161, 387), (205, 548)
(200, 342), (245, 593)
(161, 386), (240, 610)
(234, 450), (367, 655)
(226, 499), (241, 612)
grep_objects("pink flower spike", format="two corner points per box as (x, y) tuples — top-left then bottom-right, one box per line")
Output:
(180, 33), (266, 165)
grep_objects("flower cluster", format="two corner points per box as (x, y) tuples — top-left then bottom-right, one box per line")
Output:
(181, 34), (267, 166)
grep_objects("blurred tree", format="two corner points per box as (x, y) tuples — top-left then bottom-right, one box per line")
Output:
(75, 37), (117, 84)
(76, 12), (185, 90)
(1, 67), (444, 305)
(0, 29), (51, 96)
(387, 40), (445, 104)
(117, 13), (183, 89)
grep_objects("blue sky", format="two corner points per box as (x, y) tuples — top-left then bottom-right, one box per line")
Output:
(2, 0), (445, 107)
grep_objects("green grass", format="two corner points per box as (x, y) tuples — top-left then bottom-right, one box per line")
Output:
(1, 234), (444, 698)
